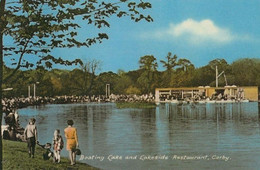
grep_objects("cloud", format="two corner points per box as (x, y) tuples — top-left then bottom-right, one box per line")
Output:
(170, 19), (234, 43)
(143, 19), (237, 45)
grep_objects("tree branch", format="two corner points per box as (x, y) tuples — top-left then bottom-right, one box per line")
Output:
(88, 1), (123, 14)
(3, 38), (30, 83)
(5, 1), (20, 5)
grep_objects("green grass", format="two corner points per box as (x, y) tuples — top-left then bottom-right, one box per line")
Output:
(115, 102), (156, 109)
(3, 140), (98, 170)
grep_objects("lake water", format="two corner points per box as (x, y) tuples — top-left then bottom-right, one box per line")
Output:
(18, 102), (260, 170)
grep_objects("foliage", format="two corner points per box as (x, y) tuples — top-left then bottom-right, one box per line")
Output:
(160, 52), (178, 73)
(93, 71), (119, 95)
(231, 58), (260, 86)
(139, 55), (158, 71)
(3, 57), (260, 98)
(160, 52), (178, 87)
(114, 70), (134, 94)
(137, 55), (158, 93)
(1, 0), (153, 83)
(125, 86), (141, 95)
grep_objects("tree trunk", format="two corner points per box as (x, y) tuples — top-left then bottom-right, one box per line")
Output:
(0, 0), (6, 168)
(0, 32), (3, 170)
(86, 73), (95, 96)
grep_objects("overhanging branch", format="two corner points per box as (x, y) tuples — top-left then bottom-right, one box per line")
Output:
(3, 38), (30, 83)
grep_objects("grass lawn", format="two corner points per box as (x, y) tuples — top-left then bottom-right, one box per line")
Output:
(115, 102), (156, 109)
(3, 140), (98, 170)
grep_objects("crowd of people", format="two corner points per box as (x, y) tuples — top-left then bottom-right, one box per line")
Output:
(2, 93), (155, 110)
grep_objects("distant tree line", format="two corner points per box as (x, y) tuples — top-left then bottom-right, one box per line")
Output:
(3, 54), (260, 97)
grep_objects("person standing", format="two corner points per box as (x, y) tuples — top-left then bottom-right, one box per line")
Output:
(24, 118), (38, 158)
(64, 120), (79, 165)
(52, 129), (64, 163)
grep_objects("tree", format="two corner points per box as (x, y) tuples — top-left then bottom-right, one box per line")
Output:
(126, 69), (143, 83)
(190, 65), (214, 86)
(139, 55), (158, 71)
(80, 59), (100, 95)
(208, 58), (229, 73)
(114, 69), (133, 94)
(60, 60), (100, 96)
(208, 58), (230, 86)
(137, 55), (158, 93)
(230, 58), (260, 86)
(2, 66), (28, 97)
(93, 71), (119, 95)
(125, 85), (141, 95)
(172, 58), (195, 87)
(160, 52), (178, 75)
(0, 0), (153, 166)
(159, 52), (178, 87)
(176, 58), (194, 72)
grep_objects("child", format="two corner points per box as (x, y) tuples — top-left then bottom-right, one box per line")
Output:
(40, 143), (53, 160)
(52, 129), (64, 163)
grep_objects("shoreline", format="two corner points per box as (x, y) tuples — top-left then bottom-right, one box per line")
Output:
(3, 139), (98, 170)
(2, 94), (155, 111)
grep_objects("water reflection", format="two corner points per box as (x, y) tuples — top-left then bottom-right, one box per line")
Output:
(157, 103), (260, 122)
(18, 102), (260, 170)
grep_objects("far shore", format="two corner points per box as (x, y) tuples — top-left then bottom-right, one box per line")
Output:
(3, 94), (155, 111)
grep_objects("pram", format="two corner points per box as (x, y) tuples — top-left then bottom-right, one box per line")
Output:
(37, 142), (54, 160)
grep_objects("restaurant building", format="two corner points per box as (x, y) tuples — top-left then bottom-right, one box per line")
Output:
(155, 86), (258, 103)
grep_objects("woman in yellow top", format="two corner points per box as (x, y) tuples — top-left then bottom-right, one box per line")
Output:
(64, 120), (79, 165)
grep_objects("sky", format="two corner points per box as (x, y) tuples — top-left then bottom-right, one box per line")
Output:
(5, 0), (260, 73)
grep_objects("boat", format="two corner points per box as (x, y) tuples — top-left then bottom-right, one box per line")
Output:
(198, 100), (206, 104)
(182, 101), (188, 104)
(170, 99), (179, 104)
(206, 100), (216, 103)
(241, 99), (249, 103)
(224, 99), (235, 103)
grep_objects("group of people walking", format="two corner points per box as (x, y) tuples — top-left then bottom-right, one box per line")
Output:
(24, 118), (79, 165)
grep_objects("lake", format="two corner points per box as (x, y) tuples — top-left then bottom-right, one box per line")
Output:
(18, 102), (260, 170)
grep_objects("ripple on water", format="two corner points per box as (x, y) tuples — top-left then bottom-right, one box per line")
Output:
(18, 102), (260, 170)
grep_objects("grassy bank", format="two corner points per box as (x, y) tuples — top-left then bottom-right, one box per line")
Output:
(3, 140), (97, 170)
(116, 102), (156, 109)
